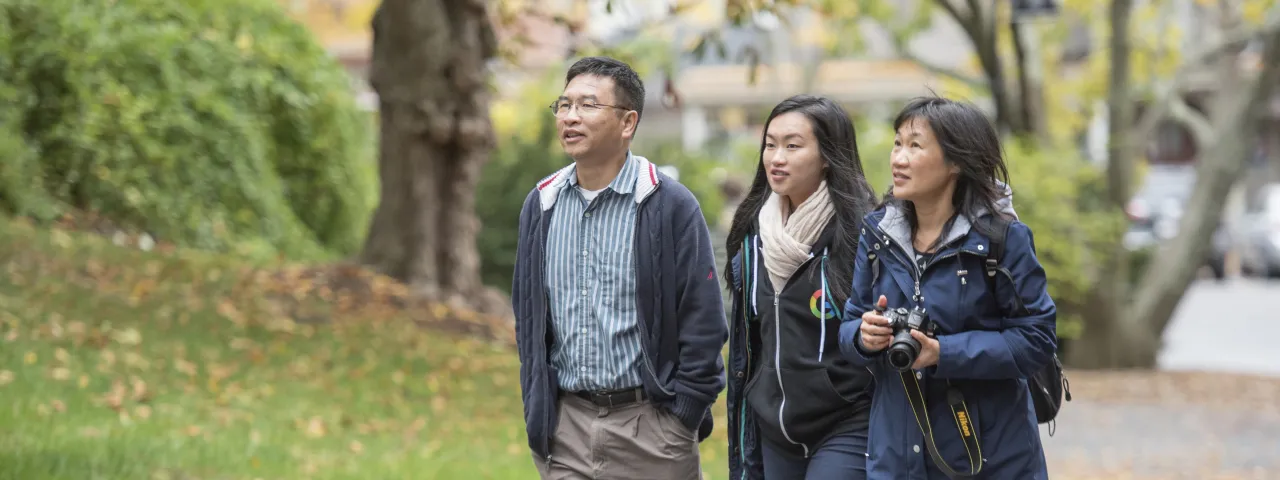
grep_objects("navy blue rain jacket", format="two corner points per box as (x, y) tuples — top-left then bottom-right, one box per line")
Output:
(838, 200), (1056, 480)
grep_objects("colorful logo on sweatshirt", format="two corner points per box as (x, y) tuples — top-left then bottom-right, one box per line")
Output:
(810, 289), (836, 319)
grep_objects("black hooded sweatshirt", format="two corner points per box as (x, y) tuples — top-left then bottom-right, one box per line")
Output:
(741, 221), (874, 457)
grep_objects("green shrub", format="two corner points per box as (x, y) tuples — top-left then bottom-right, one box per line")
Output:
(1002, 142), (1126, 340)
(0, 0), (375, 258)
(0, 16), (58, 222)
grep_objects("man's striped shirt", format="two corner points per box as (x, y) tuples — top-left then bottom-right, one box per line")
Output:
(545, 154), (643, 392)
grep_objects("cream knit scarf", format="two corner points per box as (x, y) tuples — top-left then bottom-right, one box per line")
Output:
(758, 181), (834, 292)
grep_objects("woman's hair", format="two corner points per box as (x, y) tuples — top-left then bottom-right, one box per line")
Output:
(884, 96), (1011, 246)
(724, 94), (877, 301)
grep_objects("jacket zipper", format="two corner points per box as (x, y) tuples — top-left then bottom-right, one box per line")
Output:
(868, 219), (969, 302)
(768, 250), (819, 459)
(541, 290), (554, 466)
(634, 195), (674, 398)
(772, 294), (810, 458)
(872, 223), (924, 300)
(736, 241), (753, 479)
(537, 218), (555, 467)
(635, 311), (675, 396)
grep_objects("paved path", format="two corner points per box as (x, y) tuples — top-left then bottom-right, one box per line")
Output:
(1158, 278), (1280, 378)
(1043, 401), (1280, 478)
(1044, 278), (1280, 478)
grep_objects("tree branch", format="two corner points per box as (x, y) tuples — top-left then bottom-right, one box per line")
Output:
(933, 0), (980, 38)
(1132, 12), (1280, 141)
(933, 0), (968, 27)
(964, 0), (983, 26)
(930, 0), (1016, 131)
(1010, 18), (1046, 139)
(887, 2), (986, 88)
(890, 40), (987, 88)
(1128, 17), (1280, 341)
(1166, 94), (1216, 147)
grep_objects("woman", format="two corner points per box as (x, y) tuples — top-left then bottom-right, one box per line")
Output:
(838, 96), (1055, 479)
(724, 94), (879, 480)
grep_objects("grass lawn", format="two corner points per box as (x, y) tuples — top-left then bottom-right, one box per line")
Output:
(0, 218), (731, 479)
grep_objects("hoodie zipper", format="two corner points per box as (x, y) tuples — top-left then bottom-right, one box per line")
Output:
(772, 294), (809, 458)
(736, 240), (754, 480)
(768, 251), (818, 459)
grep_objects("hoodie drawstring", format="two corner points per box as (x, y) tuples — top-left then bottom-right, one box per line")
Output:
(817, 248), (844, 362)
(751, 235), (760, 317)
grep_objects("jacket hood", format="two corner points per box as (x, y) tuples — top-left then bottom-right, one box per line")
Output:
(878, 180), (1019, 252)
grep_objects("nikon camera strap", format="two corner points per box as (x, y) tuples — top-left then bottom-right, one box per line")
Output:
(899, 371), (984, 478)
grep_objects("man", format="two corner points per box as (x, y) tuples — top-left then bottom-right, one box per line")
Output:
(511, 56), (728, 480)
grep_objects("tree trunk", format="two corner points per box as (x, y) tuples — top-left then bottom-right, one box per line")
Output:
(1103, 0), (1135, 209)
(1067, 286), (1161, 368)
(975, 22), (1020, 135)
(1010, 18), (1046, 141)
(934, 0), (1026, 135)
(360, 0), (497, 302)
(1071, 4), (1280, 368)
(1070, 0), (1135, 368)
(1123, 7), (1280, 347)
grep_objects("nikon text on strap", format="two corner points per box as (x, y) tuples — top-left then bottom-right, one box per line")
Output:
(899, 371), (983, 478)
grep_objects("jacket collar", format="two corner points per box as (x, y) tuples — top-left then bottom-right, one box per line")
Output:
(875, 181), (1020, 252)
(535, 151), (660, 211)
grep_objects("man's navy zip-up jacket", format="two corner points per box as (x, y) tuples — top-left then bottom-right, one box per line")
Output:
(511, 153), (729, 462)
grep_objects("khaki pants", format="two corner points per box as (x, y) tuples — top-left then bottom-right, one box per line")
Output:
(533, 393), (701, 480)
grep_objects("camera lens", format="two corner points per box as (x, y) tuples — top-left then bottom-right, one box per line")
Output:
(888, 349), (912, 370)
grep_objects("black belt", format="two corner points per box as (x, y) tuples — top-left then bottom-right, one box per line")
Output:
(572, 387), (645, 408)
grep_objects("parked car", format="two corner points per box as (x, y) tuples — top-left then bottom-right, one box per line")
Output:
(1122, 164), (1229, 279)
(1236, 183), (1280, 278)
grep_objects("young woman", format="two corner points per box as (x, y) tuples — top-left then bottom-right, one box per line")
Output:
(838, 96), (1056, 479)
(724, 94), (879, 480)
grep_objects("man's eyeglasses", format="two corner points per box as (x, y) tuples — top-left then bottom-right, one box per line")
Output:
(549, 100), (630, 118)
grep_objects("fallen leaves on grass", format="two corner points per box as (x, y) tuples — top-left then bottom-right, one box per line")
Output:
(301, 417), (327, 438)
(257, 263), (516, 347)
(0, 219), (558, 477)
(112, 327), (142, 346)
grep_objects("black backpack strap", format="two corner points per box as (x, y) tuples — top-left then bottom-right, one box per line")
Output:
(863, 223), (881, 286)
(978, 215), (1073, 433)
(981, 216), (1012, 290)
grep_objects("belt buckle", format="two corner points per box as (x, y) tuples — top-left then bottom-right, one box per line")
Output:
(594, 390), (623, 408)
(587, 391), (608, 408)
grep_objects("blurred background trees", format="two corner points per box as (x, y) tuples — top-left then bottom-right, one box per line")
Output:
(5, 0), (1280, 370)
(6, 1), (1280, 477)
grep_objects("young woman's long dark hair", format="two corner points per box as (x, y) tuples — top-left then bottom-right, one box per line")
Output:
(884, 96), (1012, 245)
(724, 94), (877, 301)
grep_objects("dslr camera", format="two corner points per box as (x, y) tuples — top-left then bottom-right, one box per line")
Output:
(881, 305), (933, 371)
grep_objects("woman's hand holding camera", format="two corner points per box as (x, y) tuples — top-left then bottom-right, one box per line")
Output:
(908, 330), (940, 369)
(859, 295), (893, 352)
(859, 295), (941, 368)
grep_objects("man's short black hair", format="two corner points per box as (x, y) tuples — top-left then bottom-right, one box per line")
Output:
(565, 56), (645, 122)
